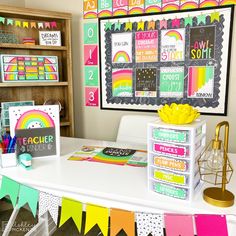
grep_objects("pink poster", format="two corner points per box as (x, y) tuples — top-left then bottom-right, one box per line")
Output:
(84, 45), (98, 65)
(113, 0), (128, 16)
(85, 87), (99, 106)
(195, 214), (229, 236)
(135, 31), (158, 62)
(165, 214), (194, 236)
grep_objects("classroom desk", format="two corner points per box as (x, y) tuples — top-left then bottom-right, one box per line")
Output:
(0, 137), (236, 235)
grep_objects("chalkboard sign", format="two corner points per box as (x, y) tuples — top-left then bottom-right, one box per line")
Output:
(99, 6), (234, 115)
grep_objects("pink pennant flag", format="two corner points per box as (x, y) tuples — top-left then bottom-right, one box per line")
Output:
(45, 22), (51, 29)
(51, 21), (57, 28)
(195, 214), (229, 236)
(165, 214), (194, 236)
(172, 18), (180, 28)
(160, 19), (167, 29)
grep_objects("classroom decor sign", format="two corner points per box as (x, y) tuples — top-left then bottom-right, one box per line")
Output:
(99, 6), (234, 114)
(9, 105), (60, 158)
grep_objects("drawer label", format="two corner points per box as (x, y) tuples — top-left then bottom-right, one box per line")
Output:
(154, 170), (186, 185)
(153, 128), (187, 143)
(153, 143), (186, 157)
(154, 156), (187, 172)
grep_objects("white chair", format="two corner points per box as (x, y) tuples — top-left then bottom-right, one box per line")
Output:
(116, 115), (158, 146)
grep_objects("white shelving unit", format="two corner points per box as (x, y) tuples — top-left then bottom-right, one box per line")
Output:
(147, 119), (206, 201)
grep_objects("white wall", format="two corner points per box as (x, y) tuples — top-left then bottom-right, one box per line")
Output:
(25, 0), (236, 152)
(0, 0), (24, 6)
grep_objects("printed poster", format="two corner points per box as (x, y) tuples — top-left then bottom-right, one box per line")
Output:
(84, 66), (99, 86)
(161, 29), (185, 62)
(135, 31), (158, 63)
(135, 68), (157, 97)
(98, 0), (112, 17)
(112, 33), (132, 63)
(190, 26), (215, 60)
(85, 87), (99, 106)
(83, 0), (98, 18)
(83, 23), (98, 44)
(160, 67), (185, 97)
(128, 0), (145, 14)
(84, 45), (98, 65)
(112, 69), (133, 97)
(113, 0), (128, 16)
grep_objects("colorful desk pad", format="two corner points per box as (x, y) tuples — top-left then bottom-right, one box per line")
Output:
(68, 146), (147, 167)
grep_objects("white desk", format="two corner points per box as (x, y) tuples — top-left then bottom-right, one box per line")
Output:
(0, 137), (236, 234)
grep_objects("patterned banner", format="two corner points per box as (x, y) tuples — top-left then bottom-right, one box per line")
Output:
(110, 208), (135, 236)
(59, 198), (83, 232)
(0, 176), (20, 207)
(85, 204), (109, 236)
(17, 185), (39, 217)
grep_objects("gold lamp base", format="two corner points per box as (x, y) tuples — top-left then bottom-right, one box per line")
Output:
(203, 187), (234, 207)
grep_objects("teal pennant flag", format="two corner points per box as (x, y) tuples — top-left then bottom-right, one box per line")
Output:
(17, 185), (39, 217)
(105, 21), (112, 31)
(0, 17), (5, 24)
(197, 14), (206, 24)
(114, 21), (121, 31)
(7, 18), (14, 25)
(0, 176), (20, 207)
(184, 16), (193, 26)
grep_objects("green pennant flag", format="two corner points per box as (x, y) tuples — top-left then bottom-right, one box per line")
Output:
(0, 176), (20, 207)
(197, 14), (206, 24)
(17, 185), (39, 217)
(114, 21), (121, 31)
(7, 18), (14, 25)
(0, 17), (5, 24)
(105, 21), (112, 31)
(59, 198), (83, 232)
(184, 16), (193, 26)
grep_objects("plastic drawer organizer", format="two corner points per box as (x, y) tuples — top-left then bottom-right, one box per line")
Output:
(147, 119), (206, 201)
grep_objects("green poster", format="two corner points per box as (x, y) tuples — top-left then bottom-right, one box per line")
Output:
(145, 0), (161, 7)
(98, 0), (112, 11)
(85, 66), (99, 86)
(160, 67), (184, 98)
(84, 23), (98, 44)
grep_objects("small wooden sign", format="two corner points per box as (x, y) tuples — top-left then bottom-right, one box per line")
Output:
(39, 31), (61, 46)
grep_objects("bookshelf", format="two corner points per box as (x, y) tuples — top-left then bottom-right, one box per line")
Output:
(0, 4), (74, 136)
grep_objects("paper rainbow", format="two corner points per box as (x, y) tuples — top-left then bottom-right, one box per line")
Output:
(180, 1), (198, 9)
(84, 12), (97, 18)
(165, 30), (183, 41)
(128, 7), (144, 15)
(162, 4), (179, 11)
(113, 51), (131, 63)
(199, 0), (218, 7)
(113, 8), (128, 16)
(219, 0), (236, 5)
(15, 110), (55, 129)
(145, 5), (161, 13)
(98, 10), (112, 17)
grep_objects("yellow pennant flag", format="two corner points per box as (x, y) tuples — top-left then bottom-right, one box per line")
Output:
(125, 22), (132, 31)
(15, 20), (21, 27)
(110, 208), (135, 236)
(210, 12), (220, 23)
(23, 22), (29, 28)
(59, 198), (83, 232)
(85, 204), (109, 236)
(137, 21), (144, 31)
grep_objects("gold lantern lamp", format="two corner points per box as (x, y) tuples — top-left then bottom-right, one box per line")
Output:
(198, 121), (234, 207)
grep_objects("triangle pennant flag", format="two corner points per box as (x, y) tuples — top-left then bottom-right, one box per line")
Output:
(125, 22), (132, 31)
(184, 16), (193, 26)
(211, 12), (220, 23)
(136, 212), (164, 236)
(197, 14), (206, 24)
(105, 21), (112, 30)
(23, 22), (29, 28)
(114, 21), (121, 31)
(195, 214), (229, 236)
(59, 198), (83, 232)
(172, 18), (180, 28)
(165, 214), (194, 236)
(17, 185), (39, 217)
(84, 204), (109, 236)
(110, 208), (135, 236)
(0, 16), (5, 24)
(38, 192), (61, 225)
(7, 19), (14, 25)
(38, 22), (44, 29)
(51, 21), (57, 28)
(0, 176), (20, 207)
(15, 20), (21, 27)
(31, 22), (37, 28)
(148, 21), (155, 30)
(160, 19), (167, 29)
(45, 22), (51, 29)
(137, 21), (145, 31)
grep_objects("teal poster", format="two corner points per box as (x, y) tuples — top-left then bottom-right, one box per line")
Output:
(84, 23), (98, 44)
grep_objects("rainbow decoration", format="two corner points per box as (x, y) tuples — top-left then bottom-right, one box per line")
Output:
(113, 51), (131, 63)
(219, 0), (236, 5)
(180, 0), (199, 9)
(4, 65), (17, 72)
(5, 73), (17, 81)
(112, 69), (132, 97)
(199, 0), (218, 7)
(145, 5), (161, 13)
(113, 8), (128, 16)
(45, 65), (57, 72)
(84, 12), (97, 19)
(165, 30), (183, 41)
(46, 74), (58, 80)
(188, 66), (214, 97)
(15, 110), (55, 130)
(98, 10), (112, 18)
(129, 7), (144, 15)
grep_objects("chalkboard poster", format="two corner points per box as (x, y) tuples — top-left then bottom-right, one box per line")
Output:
(99, 6), (234, 115)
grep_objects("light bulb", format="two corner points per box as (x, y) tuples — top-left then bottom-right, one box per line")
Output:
(207, 148), (224, 171)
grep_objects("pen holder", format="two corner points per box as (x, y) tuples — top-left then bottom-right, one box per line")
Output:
(0, 148), (18, 168)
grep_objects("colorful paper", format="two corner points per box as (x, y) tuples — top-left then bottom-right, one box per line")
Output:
(145, 0), (162, 13)
(85, 66), (99, 86)
(165, 214), (194, 236)
(98, 0), (112, 17)
(85, 87), (99, 106)
(59, 198), (83, 232)
(188, 66), (214, 98)
(160, 67), (184, 97)
(195, 214), (229, 236)
(136, 212), (163, 236)
(135, 31), (158, 62)
(85, 204), (109, 236)
(110, 208), (135, 236)
(0, 176), (20, 207)
(162, 0), (179, 11)
(84, 0), (98, 18)
(17, 185), (39, 217)
(128, 0), (145, 14)
(38, 192), (61, 224)
(112, 69), (133, 97)
(84, 23), (98, 44)
(113, 0), (128, 15)
(84, 45), (98, 65)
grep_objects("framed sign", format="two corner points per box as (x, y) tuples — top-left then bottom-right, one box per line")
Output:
(99, 5), (234, 115)
(39, 31), (61, 46)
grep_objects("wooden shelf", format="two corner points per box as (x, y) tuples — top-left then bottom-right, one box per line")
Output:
(0, 43), (67, 51)
(0, 82), (68, 87)
(60, 121), (71, 127)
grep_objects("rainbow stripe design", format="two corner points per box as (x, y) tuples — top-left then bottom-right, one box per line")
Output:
(180, 1), (198, 9)
(165, 30), (183, 41)
(4, 65), (17, 72)
(98, 10), (112, 17)
(5, 73), (17, 81)
(113, 9), (128, 16)
(219, 0), (236, 5)
(162, 4), (179, 11)
(45, 65), (57, 72)
(46, 74), (58, 80)
(3, 57), (17, 63)
(145, 5), (161, 13)
(200, 0), (218, 7)
(112, 69), (132, 97)
(84, 12), (97, 18)
(113, 51), (131, 63)
(129, 7), (144, 15)
(15, 110), (55, 129)
(188, 66), (214, 97)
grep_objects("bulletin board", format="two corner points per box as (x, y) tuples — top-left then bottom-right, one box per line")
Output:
(99, 6), (234, 115)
